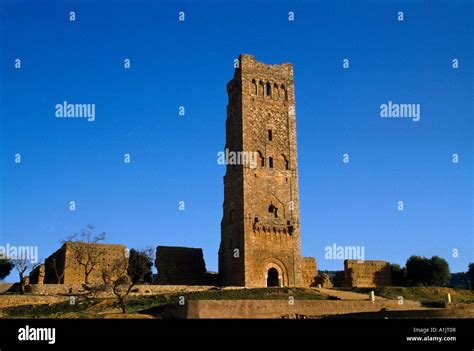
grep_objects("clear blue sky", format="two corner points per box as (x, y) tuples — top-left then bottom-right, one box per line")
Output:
(1, 0), (472, 282)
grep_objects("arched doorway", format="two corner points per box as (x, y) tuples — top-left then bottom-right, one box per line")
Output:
(266, 268), (280, 287)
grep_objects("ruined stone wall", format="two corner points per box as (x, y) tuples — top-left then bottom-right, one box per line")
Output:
(220, 54), (303, 287)
(29, 264), (45, 284)
(344, 260), (391, 288)
(301, 257), (317, 287)
(43, 242), (127, 284)
(155, 246), (207, 285)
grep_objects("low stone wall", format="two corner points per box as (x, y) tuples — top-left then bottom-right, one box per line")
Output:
(23, 284), (215, 296)
(168, 299), (425, 319)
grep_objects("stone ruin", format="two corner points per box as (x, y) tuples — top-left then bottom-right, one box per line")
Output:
(316, 272), (333, 288)
(343, 259), (391, 288)
(41, 242), (127, 284)
(154, 246), (208, 285)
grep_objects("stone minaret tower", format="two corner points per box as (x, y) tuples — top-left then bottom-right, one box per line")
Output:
(219, 54), (303, 287)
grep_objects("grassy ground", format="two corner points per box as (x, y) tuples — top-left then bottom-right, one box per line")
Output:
(2, 298), (99, 318)
(4, 286), (472, 318)
(1, 287), (330, 318)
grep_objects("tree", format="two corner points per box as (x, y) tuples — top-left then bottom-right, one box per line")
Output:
(103, 248), (153, 314)
(51, 258), (66, 284)
(468, 263), (474, 289)
(0, 258), (13, 280)
(128, 248), (154, 284)
(406, 256), (432, 286)
(429, 256), (451, 286)
(390, 263), (406, 286)
(65, 225), (106, 284)
(405, 255), (450, 286)
(11, 258), (36, 294)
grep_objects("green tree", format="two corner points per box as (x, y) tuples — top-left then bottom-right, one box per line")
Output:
(0, 258), (13, 280)
(390, 263), (406, 286)
(468, 263), (474, 289)
(406, 256), (431, 286)
(429, 256), (450, 286)
(405, 255), (450, 286)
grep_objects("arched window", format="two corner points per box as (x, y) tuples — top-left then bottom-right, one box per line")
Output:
(257, 150), (265, 167)
(259, 81), (265, 97)
(251, 80), (257, 95)
(268, 204), (278, 218)
(278, 154), (289, 170)
(265, 82), (271, 97)
(268, 129), (273, 141)
(280, 84), (287, 100)
(268, 157), (274, 168)
(273, 84), (279, 99)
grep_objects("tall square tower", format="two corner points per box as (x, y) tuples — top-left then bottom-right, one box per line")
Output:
(219, 54), (303, 287)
